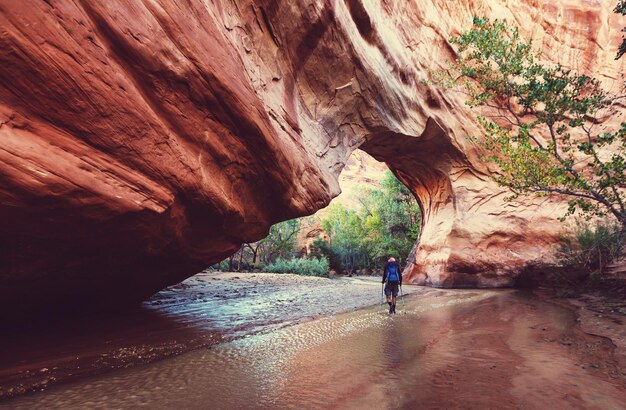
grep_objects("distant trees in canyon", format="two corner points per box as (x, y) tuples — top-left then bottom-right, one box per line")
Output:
(311, 170), (421, 273)
(215, 170), (421, 275)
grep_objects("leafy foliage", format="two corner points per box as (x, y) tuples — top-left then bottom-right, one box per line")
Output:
(213, 218), (308, 272)
(358, 171), (421, 263)
(320, 203), (369, 271)
(315, 170), (421, 271)
(256, 218), (304, 264)
(309, 237), (343, 271)
(437, 17), (626, 224)
(264, 256), (330, 277)
(213, 170), (420, 275)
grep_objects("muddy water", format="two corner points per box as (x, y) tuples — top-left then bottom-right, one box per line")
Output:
(6, 290), (625, 409)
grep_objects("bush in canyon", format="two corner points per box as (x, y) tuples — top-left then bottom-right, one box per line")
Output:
(435, 17), (626, 227)
(254, 218), (306, 264)
(264, 256), (330, 277)
(558, 220), (626, 276)
(359, 170), (421, 261)
(546, 221), (626, 296)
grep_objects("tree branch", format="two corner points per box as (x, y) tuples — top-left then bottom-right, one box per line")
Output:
(581, 122), (626, 216)
(532, 186), (597, 201)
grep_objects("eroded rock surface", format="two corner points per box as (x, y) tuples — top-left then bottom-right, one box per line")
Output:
(0, 0), (624, 316)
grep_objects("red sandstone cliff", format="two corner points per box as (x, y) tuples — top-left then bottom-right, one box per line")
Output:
(0, 1), (624, 316)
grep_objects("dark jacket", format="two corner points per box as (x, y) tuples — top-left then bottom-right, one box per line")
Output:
(382, 261), (402, 285)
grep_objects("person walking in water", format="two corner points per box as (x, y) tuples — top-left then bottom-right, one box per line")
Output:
(382, 257), (402, 314)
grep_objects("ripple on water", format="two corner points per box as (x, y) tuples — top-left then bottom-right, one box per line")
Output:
(7, 290), (624, 409)
(5, 292), (489, 409)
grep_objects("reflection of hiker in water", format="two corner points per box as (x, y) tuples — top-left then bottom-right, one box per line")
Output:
(382, 257), (402, 314)
(382, 316), (402, 371)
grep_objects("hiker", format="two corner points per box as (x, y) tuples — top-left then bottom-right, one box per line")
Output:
(382, 257), (402, 314)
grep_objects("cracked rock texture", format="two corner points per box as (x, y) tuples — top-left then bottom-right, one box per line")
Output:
(0, 0), (624, 316)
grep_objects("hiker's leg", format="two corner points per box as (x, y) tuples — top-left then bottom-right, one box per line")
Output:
(385, 284), (393, 313)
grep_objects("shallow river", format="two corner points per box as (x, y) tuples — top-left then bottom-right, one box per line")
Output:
(5, 289), (625, 409)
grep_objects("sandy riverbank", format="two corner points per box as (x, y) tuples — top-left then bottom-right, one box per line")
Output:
(553, 289), (626, 372)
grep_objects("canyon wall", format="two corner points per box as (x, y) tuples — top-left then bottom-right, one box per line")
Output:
(0, 0), (624, 317)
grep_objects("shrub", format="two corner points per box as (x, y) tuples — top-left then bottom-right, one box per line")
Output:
(558, 220), (626, 275)
(264, 257), (330, 277)
(210, 260), (230, 271)
(310, 238), (342, 272)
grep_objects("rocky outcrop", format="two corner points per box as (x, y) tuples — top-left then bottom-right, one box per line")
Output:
(0, 0), (624, 317)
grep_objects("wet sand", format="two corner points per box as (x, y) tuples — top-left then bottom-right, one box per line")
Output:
(5, 288), (625, 409)
(0, 272), (417, 399)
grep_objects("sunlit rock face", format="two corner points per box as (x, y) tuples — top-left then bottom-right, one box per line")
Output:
(0, 0), (623, 316)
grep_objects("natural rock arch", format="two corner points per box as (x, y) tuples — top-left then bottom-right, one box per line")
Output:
(359, 119), (461, 283)
(359, 118), (559, 288)
(0, 0), (623, 318)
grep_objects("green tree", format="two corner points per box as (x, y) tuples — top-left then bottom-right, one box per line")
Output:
(310, 237), (342, 271)
(437, 17), (626, 225)
(257, 218), (303, 264)
(214, 217), (312, 272)
(321, 203), (368, 271)
(360, 171), (421, 262)
(218, 171), (421, 274)
(316, 170), (421, 272)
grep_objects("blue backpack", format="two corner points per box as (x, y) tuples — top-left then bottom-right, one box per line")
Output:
(387, 263), (399, 283)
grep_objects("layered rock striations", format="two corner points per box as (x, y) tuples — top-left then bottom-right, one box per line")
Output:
(0, 0), (624, 316)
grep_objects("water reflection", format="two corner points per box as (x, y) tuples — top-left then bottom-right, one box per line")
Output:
(6, 290), (625, 409)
